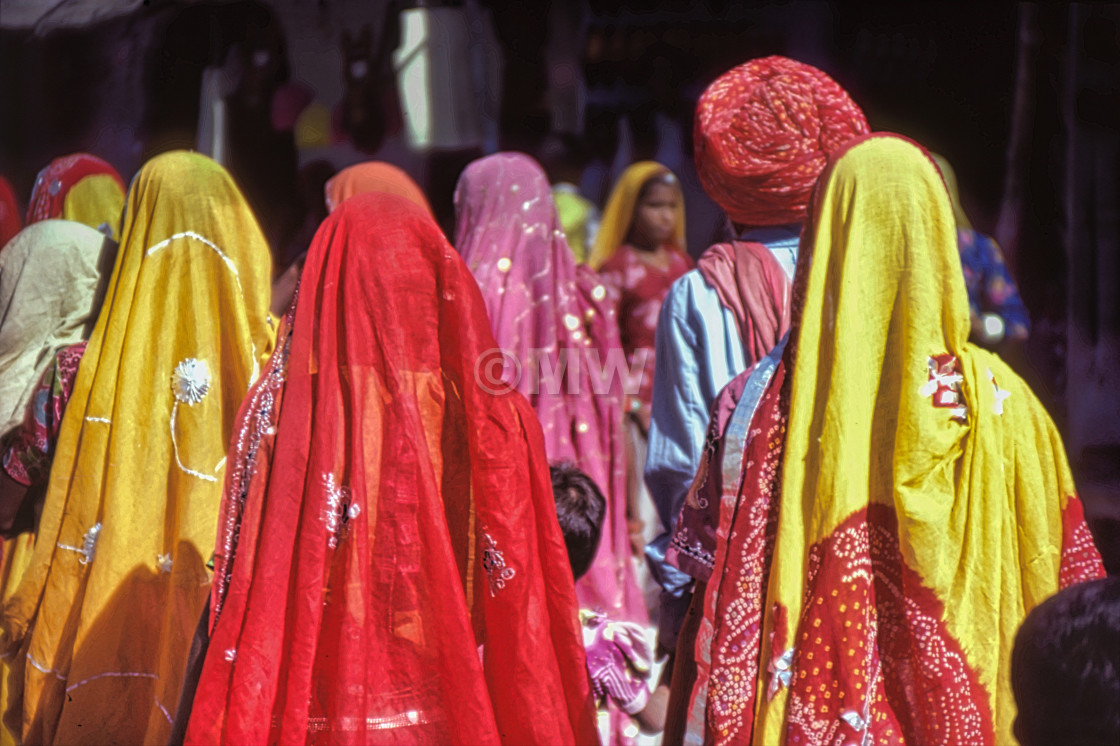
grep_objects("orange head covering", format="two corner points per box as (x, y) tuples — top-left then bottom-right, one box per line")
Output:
(694, 55), (869, 227)
(324, 161), (433, 217)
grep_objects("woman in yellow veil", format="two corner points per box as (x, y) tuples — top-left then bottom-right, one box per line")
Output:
(24, 154), (128, 241)
(678, 134), (1105, 746)
(0, 151), (273, 745)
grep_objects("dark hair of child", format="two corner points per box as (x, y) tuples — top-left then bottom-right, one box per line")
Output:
(549, 462), (606, 581)
(1011, 576), (1120, 746)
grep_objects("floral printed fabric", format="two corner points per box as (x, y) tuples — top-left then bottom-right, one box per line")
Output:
(2, 342), (86, 487)
(957, 228), (1030, 338)
(599, 244), (693, 408)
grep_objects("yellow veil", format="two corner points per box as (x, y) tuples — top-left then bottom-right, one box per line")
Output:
(62, 175), (127, 241)
(930, 151), (974, 231)
(0, 151), (273, 744)
(588, 161), (685, 269)
(752, 136), (1079, 745)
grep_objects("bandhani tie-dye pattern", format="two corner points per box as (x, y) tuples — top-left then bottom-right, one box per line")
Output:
(784, 505), (992, 746)
(684, 135), (1106, 746)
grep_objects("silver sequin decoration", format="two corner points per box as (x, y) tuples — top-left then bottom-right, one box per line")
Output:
(323, 473), (357, 549)
(57, 522), (102, 565)
(171, 358), (211, 405)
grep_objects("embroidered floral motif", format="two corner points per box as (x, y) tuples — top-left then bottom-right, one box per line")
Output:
(323, 472), (359, 549)
(920, 354), (967, 422)
(480, 530), (516, 596)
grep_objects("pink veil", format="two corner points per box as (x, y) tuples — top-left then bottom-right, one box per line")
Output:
(454, 152), (646, 624)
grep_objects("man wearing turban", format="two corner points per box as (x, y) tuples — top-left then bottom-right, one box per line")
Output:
(643, 56), (869, 670)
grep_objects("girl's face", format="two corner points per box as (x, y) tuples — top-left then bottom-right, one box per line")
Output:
(629, 181), (680, 249)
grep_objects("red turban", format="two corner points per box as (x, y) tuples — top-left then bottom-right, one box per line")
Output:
(694, 55), (869, 227)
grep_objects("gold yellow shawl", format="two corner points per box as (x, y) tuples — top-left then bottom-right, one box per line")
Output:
(61, 175), (127, 241)
(588, 161), (685, 269)
(0, 151), (273, 745)
(753, 136), (1085, 745)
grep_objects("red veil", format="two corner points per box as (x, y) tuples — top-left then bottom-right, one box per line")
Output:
(184, 193), (598, 745)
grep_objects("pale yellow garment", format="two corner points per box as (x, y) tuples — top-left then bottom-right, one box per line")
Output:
(0, 151), (273, 745)
(930, 151), (974, 230)
(0, 220), (112, 437)
(62, 174), (126, 241)
(588, 161), (685, 269)
(751, 136), (1075, 745)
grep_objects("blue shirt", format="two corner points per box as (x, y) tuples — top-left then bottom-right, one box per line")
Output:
(643, 232), (799, 612)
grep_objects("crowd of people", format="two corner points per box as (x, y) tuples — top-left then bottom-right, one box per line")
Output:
(0, 54), (1115, 746)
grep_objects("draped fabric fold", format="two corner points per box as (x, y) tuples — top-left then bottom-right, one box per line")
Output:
(687, 134), (1105, 746)
(696, 242), (791, 365)
(185, 192), (597, 745)
(25, 154), (127, 240)
(0, 151), (274, 745)
(454, 152), (644, 625)
(0, 221), (113, 438)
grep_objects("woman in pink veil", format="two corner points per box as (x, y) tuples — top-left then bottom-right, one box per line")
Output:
(454, 152), (646, 627)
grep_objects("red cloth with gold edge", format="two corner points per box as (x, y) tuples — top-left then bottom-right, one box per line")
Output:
(184, 193), (598, 745)
(693, 55), (869, 227)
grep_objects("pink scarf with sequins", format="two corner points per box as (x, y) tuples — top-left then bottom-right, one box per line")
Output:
(454, 152), (646, 624)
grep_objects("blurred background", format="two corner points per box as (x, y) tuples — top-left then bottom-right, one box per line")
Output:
(1, 0), (1117, 568)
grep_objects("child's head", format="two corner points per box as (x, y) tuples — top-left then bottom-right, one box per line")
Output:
(1011, 576), (1120, 746)
(627, 172), (682, 251)
(550, 462), (606, 580)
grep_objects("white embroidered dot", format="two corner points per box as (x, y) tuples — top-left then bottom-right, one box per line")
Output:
(348, 503), (361, 520)
(496, 257), (512, 272)
(223, 648), (237, 662)
(157, 553), (173, 573)
(563, 314), (580, 331)
(577, 422), (589, 433)
(591, 285), (606, 301)
(510, 184), (520, 193)
(171, 358), (211, 405)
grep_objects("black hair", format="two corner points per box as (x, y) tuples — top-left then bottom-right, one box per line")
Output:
(1011, 576), (1120, 746)
(549, 462), (606, 580)
(636, 170), (680, 203)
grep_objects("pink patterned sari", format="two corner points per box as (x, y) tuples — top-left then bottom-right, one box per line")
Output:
(454, 152), (646, 625)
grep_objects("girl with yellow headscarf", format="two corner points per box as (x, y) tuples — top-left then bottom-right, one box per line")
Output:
(679, 134), (1104, 746)
(594, 163), (692, 593)
(0, 151), (273, 745)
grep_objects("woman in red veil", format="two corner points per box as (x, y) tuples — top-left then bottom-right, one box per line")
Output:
(184, 192), (598, 745)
